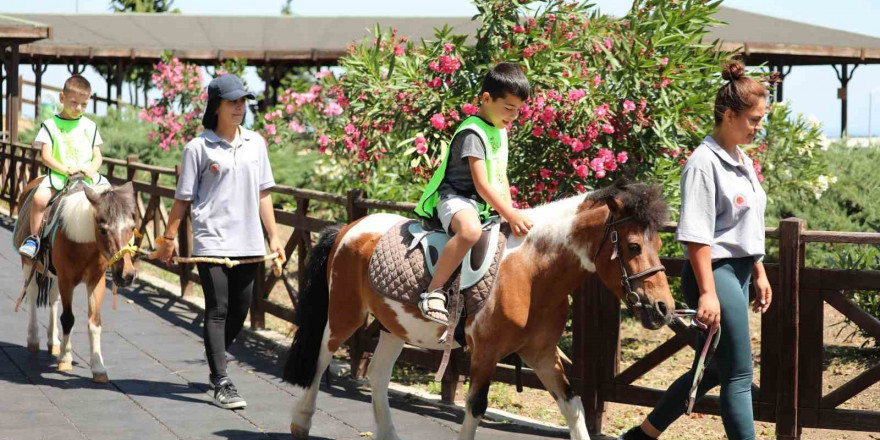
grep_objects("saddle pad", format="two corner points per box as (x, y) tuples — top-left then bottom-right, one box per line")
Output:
(368, 220), (506, 315)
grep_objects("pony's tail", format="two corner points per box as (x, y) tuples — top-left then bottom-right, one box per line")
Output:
(283, 224), (342, 387)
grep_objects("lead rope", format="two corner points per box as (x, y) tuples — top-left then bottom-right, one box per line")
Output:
(672, 309), (721, 415)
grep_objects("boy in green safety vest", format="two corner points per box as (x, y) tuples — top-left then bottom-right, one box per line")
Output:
(413, 63), (533, 325)
(18, 75), (106, 259)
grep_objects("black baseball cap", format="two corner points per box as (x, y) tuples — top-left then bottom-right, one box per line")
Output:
(207, 74), (255, 101)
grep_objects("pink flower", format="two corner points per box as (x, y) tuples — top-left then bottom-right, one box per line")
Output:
(449, 110), (460, 121)
(540, 106), (555, 125)
(568, 89), (587, 102)
(394, 45), (405, 56)
(274, 136), (282, 145)
(265, 124), (277, 136)
(523, 47), (535, 58)
(532, 126), (544, 137)
(462, 103), (478, 116)
(324, 101), (343, 116)
(575, 184), (586, 193)
(571, 140), (586, 152)
(414, 135), (427, 155)
(444, 43), (455, 54)
(430, 113), (446, 130)
(575, 165), (589, 178)
(623, 100), (636, 113)
(604, 38), (613, 49)
(540, 168), (552, 179)
(593, 75), (604, 87)
(316, 70), (332, 79)
(264, 112), (275, 122)
(429, 55), (461, 75)
(288, 120), (306, 133)
(512, 24), (525, 34)
(509, 186), (519, 196)
(640, 99), (648, 111)
(616, 152), (628, 163)
(602, 123), (615, 134)
(318, 135), (330, 151)
(427, 77), (442, 88)
(594, 103), (610, 118)
(344, 123), (358, 135)
(660, 57), (669, 66)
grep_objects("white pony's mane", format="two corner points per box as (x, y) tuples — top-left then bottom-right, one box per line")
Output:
(57, 186), (110, 243)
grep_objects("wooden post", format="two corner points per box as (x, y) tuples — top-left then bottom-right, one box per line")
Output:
(345, 189), (373, 379)
(32, 59), (48, 121)
(8, 143), (18, 215)
(440, 348), (467, 404)
(175, 164), (194, 297)
(115, 59), (126, 109)
(776, 218), (805, 439)
(576, 276), (606, 434)
(6, 45), (20, 144)
(251, 260), (267, 330)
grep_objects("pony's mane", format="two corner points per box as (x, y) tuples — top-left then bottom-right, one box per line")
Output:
(584, 178), (668, 233)
(58, 185), (135, 244)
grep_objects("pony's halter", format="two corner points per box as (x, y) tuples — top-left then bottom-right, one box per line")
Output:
(106, 229), (143, 267)
(593, 213), (666, 309)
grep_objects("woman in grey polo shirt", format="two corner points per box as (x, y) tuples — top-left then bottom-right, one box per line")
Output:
(619, 61), (772, 440)
(155, 74), (285, 410)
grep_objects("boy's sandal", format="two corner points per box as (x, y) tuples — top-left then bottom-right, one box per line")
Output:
(418, 290), (449, 325)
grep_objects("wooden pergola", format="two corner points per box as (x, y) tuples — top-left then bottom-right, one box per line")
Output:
(2, 8), (880, 140)
(711, 8), (880, 137)
(0, 15), (51, 143)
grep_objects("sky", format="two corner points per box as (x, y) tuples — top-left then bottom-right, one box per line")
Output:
(3, 0), (880, 137)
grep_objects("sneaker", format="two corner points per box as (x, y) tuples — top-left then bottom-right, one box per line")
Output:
(18, 235), (40, 259)
(213, 378), (246, 409)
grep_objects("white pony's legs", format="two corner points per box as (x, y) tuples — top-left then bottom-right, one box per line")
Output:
(368, 331), (405, 440)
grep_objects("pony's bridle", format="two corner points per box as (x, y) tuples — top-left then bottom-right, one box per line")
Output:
(593, 213), (666, 309)
(106, 229), (143, 267)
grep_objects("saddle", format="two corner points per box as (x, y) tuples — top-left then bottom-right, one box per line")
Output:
(367, 218), (507, 316)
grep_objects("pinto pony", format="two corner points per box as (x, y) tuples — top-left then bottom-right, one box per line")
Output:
(284, 181), (674, 440)
(15, 177), (138, 382)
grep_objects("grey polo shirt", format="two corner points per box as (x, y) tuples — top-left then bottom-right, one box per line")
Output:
(175, 128), (275, 257)
(676, 135), (767, 262)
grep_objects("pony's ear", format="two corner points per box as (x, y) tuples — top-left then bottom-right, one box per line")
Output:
(84, 186), (101, 205)
(115, 181), (134, 194)
(606, 197), (624, 216)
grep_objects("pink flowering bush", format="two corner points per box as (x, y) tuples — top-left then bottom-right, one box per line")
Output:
(260, 0), (827, 209)
(139, 53), (206, 150)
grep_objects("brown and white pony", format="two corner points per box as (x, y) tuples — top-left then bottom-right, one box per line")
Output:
(283, 181), (674, 440)
(16, 177), (138, 382)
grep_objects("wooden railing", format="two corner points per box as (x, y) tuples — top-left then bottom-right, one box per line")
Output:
(1, 139), (877, 439)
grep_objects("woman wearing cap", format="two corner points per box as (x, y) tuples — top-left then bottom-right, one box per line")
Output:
(155, 74), (285, 410)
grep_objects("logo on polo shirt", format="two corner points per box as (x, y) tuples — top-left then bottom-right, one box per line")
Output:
(733, 193), (748, 209)
(210, 162), (221, 176)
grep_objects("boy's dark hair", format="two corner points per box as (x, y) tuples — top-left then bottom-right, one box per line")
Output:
(63, 75), (91, 95)
(201, 96), (221, 130)
(480, 62), (530, 101)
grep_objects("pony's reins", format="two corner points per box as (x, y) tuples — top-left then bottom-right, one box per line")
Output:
(671, 308), (721, 415)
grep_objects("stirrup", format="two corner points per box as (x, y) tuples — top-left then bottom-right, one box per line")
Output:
(418, 289), (449, 325)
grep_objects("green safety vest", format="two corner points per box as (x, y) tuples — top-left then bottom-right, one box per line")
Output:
(414, 116), (509, 220)
(41, 115), (99, 190)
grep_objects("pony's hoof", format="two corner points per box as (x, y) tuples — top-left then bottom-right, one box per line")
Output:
(27, 342), (40, 354)
(290, 424), (309, 440)
(48, 345), (61, 356)
(93, 372), (109, 383)
(57, 361), (73, 372)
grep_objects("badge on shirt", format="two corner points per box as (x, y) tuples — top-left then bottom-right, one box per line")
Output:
(733, 193), (748, 209)
(209, 162), (221, 176)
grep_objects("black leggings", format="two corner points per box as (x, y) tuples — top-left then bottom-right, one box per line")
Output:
(197, 259), (259, 384)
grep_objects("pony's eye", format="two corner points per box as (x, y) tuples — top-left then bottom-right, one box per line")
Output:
(628, 243), (642, 254)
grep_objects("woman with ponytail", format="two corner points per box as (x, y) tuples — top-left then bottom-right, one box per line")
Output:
(618, 60), (772, 440)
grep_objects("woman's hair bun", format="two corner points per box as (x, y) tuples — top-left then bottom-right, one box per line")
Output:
(721, 60), (746, 81)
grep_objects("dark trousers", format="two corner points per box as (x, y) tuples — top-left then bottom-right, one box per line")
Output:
(197, 259), (258, 385)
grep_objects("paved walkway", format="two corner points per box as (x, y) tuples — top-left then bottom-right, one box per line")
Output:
(0, 217), (585, 440)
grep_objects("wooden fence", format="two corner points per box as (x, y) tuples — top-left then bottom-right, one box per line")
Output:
(1, 139), (877, 439)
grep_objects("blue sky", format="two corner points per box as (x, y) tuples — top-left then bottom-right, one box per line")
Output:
(5, 0), (880, 137)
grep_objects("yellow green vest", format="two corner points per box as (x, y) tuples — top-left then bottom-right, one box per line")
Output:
(414, 116), (508, 220)
(41, 115), (98, 190)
